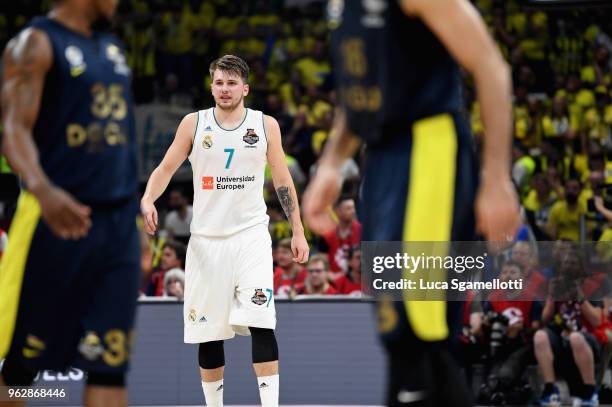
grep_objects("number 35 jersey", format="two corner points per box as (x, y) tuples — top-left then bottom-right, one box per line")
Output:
(189, 107), (269, 237)
(27, 17), (138, 203)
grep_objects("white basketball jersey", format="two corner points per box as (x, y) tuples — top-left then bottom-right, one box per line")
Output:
(189, 107), (269, 237)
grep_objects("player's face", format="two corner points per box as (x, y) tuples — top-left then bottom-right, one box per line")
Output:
(276, 247), (293, 268)
(93, 0), (119, 20)
(211, 70), (249, 111)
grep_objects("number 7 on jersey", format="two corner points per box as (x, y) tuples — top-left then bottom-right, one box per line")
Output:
(224, 148), (235, 169)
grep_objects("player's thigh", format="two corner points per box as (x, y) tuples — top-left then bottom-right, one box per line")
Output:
(0, 195), (99, 371)
(184, 235), (235, 325)
(76, 217), (141, 374)
(231, 225), (275, 329)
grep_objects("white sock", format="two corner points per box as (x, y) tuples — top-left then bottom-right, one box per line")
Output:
(257, 374), (279, 407)
(201, 379), (224, 407)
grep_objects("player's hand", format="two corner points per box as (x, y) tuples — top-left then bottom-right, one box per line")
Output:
(33, 183), (92, 240)
(141, 198), (158, 235)
(475, 174), (520, 250)
(303, 164), (341, 235)
(291, 233), (309, 263)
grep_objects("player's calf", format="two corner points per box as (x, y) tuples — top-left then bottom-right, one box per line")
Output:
(250, 327), (279, 407)
(198, 341), (224, 407)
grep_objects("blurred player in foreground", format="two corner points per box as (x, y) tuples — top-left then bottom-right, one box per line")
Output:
(141, 54), (309, 407)
(304, 0), (520, 405)
(0, 0), (140, 406)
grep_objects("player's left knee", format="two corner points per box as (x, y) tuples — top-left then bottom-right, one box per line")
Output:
(86, 371), (126, 387)
(249, 327), (278, 363)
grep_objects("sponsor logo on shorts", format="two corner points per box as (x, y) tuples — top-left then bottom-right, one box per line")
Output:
(202, 176), (214, 190)
(243, 128), (259, 147)
(251, 289), (268, 306)
(78, 331), (104, 361)
(188, 308), (197, 322)
(199, 315), (207, 323)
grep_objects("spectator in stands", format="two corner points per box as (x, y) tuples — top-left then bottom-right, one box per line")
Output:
(320, 197), (361, 273)
(273, 238), (307, 298)
(164, 188), (192, 245)
(511, 241), (548, 297)
(294, 254), (337, 295)
(146, 240), (186, 297)
(534, 248), (604, 406)
(163, 268), (185, 301)
(523, 173), (558, 240)
(331, 246), (362, 295)
(478, 260), (542, 405)
(547, 178), (585, 241)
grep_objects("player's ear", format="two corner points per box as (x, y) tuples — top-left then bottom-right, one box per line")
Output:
(243, 82), (249, 96)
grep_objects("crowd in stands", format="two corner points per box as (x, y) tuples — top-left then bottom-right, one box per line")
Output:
(0, 0), (612, 404)
(0, 0), (611, 297)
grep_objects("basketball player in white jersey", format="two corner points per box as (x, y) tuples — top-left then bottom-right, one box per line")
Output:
(140, 55), (309, 407)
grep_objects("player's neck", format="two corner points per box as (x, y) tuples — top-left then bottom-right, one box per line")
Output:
(214, 104), (246, 128)
(49, 6), (95, 37)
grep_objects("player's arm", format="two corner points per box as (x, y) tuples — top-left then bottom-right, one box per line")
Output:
(265, 114), (309, 263)
(400, 0), (520, 243)
(302, 109), (361, 234)
(1, 28), (92, 239)
(141, 112), (195, 234)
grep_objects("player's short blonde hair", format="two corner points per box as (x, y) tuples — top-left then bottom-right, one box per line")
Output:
(209, 55), (249, 83)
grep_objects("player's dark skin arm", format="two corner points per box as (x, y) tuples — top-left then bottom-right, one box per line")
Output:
(1, 28), (91, 239)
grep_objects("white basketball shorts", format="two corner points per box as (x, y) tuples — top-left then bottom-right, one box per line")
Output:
(184, 223), (276, 343)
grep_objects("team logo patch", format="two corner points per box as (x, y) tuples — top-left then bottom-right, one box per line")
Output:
(188, 309), (197, 322)
(65, 45), (86, 77)
(105, 44), (130, 76)
(243, 129), (259, 145)
(251, 289), (267, 305)
(78, 331), (104, 361)
(202, 134), (213, 149)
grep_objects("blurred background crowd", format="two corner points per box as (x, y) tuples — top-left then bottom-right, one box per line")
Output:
(0, 0), (611, 404)
(0, 0), (610, 301)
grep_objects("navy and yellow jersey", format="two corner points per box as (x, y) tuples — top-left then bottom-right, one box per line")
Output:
(329, 0), (463, 145)
(27, 17), (138, 203)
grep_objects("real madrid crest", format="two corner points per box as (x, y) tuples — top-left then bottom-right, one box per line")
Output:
(202, 134), (213, 149)
(188, 309), (197, 322)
